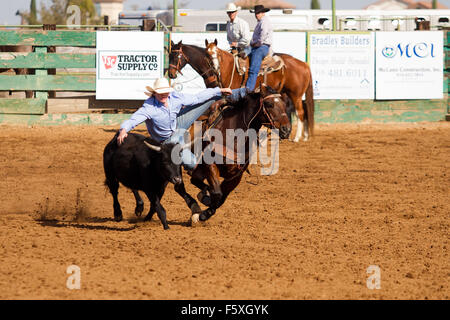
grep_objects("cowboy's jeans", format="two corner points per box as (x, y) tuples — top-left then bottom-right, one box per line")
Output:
(246, 44), (269, 91)
(164, 88), (246, 170)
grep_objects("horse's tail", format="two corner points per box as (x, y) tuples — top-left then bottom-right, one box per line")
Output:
(305, 68), (315, 136)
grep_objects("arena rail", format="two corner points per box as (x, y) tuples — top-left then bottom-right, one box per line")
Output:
(0, 29), (96, 115)
(0, 28), (448, 124)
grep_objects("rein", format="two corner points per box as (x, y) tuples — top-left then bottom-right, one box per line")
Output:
(205, 93), (282, 182)
(170, 46), (220, 87)
(244, 93), (281, 130)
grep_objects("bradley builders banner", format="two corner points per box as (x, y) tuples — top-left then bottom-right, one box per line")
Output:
(308, 32), (375, 99)
(375, 31), (443, 100)
(96, 31), (164, 100)
(170, 32), (306, 94)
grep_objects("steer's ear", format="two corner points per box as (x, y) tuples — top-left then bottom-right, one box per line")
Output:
(144, 141), (162, 152)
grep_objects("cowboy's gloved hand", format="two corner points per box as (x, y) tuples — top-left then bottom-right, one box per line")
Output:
(220, 88), (232, 96)
(227, 88), (248, 103)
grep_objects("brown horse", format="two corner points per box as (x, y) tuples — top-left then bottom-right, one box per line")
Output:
(189, 84), (291, 224)
(205, 39), (314, 142)
(168, 40), (220, 88)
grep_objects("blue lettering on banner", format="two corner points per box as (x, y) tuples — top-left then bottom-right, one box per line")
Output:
(382, 43), (435, 59)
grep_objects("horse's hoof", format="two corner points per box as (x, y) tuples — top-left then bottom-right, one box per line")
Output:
(199, 212), (209, 221)
(114, 215), (122, 222)
(191, 213), (200, 225)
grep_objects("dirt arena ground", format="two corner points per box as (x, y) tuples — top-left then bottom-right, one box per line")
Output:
(0, 122), (448, 300)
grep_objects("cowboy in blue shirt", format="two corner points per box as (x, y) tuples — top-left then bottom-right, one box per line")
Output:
(246, 5), (273, 91)
(118, 78), (246, 171)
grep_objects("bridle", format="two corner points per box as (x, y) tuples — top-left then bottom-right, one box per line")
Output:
(244, 93), (284, 129)
(169, 47), (188, 76)
(169, 45), (220, 87)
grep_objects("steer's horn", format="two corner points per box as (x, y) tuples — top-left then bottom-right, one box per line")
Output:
(144, 141), (161, 152)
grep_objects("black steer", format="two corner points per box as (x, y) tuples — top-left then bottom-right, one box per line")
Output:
(103, 132), (201, 229)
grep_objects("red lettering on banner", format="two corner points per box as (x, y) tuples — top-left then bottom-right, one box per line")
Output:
(102, 56), (117, 69)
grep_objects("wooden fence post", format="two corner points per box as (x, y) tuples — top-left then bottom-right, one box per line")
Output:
(43, 24), (56, 98)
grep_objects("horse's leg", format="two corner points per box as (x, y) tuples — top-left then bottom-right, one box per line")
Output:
(205, 164), (222, 208)
(302, 106), (309, 142)
(293, 98), (305, 143)
(190, 165), (212, 206)
(192, 164), (222, 224)
(217, 172), (244, 208)
(132, 189), (144, 217)
(197, 171), (244, 222)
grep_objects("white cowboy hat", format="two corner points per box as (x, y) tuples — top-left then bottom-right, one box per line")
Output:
(225, 3), (241, 12)
(145, 78), (174, 96)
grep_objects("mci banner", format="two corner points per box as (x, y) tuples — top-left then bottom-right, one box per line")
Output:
(96, 31), (164, 100)
(308, 32), (375, 100)
(376, 31), (443, 100)
(170, 32), (306, 94)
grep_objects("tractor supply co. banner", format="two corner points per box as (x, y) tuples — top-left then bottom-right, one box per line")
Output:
(308, 32), (375, 100)
(170, 32), (306, 94)
(96, 31), (164, 100)
(375, 31), (443, 100)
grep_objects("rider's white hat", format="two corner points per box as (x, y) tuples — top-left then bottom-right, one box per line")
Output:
(145, 78), (174, 96)
(226, 3), (241, 12)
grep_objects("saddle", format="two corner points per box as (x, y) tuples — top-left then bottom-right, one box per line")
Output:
(231, 49), (285, 78)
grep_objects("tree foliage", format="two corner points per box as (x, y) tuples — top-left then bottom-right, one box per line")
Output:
(22, 0), (101, 25)
(311, 0), (321, 10)
(29, 0), (39, 25)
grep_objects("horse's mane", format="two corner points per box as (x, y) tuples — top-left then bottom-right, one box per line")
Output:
(181, 44), (206, 56)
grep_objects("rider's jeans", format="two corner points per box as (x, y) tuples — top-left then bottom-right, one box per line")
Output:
(164, 88), (246, 170)
(246, 44), (269, 91)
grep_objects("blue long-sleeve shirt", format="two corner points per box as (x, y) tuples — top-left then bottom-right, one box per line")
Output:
(120, 87), (222, 142)
(251, 15), (273, 48)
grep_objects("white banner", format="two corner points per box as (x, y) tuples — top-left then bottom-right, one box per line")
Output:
(375, 31), (443, 100)
(96, 31), (164, 100)
(309, 32), (375, 100)
(170, 32), (306, 94)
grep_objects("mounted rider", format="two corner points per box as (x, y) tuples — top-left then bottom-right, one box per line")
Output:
(225, 3), (251, 57)
(246, 5), (273, 91)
